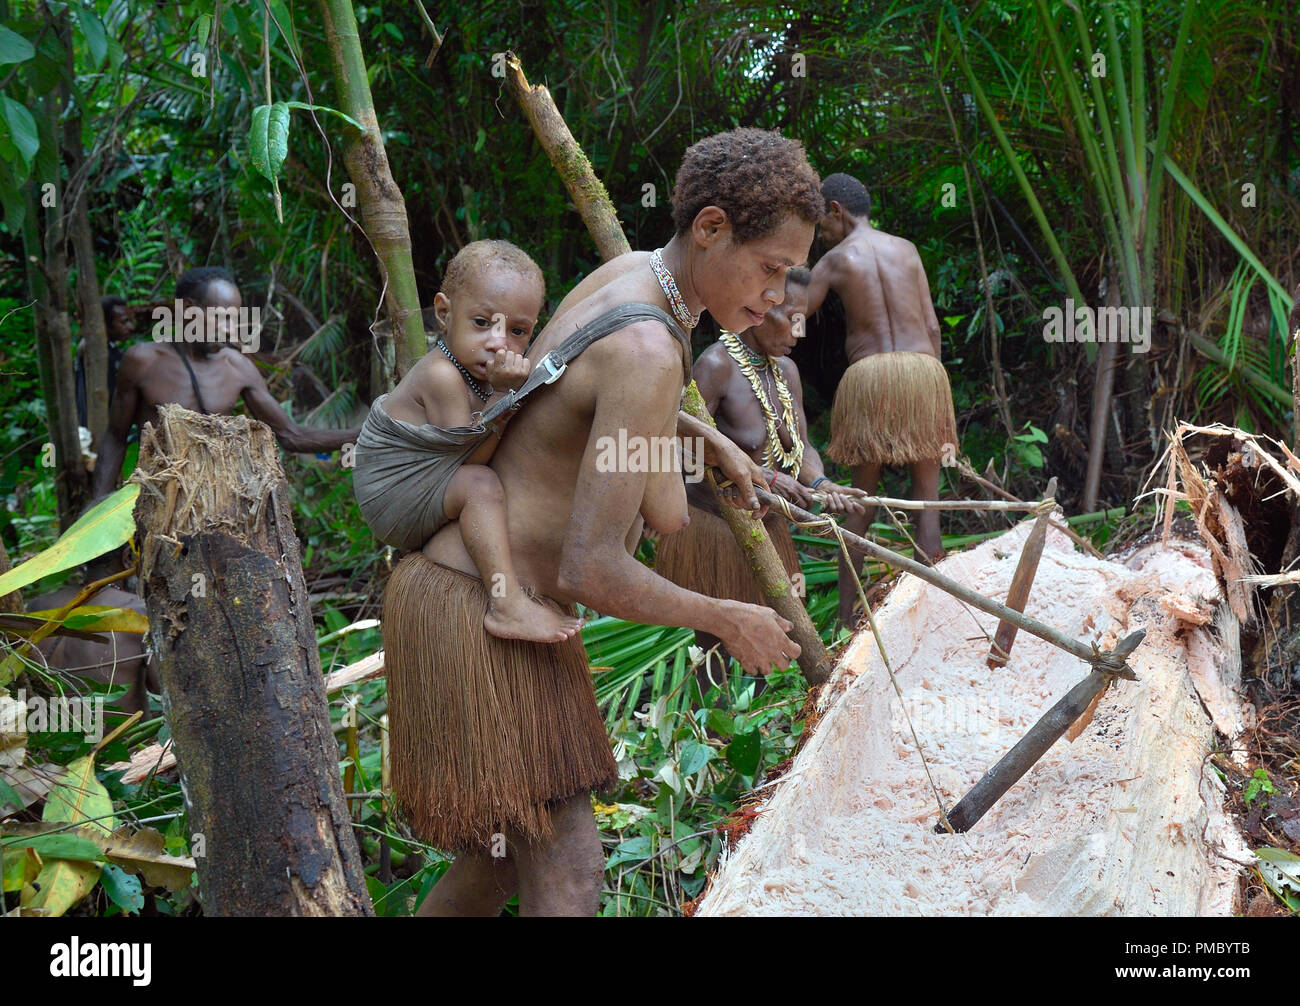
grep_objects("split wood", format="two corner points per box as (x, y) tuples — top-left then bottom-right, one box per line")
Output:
(988, 476), (1057, 668)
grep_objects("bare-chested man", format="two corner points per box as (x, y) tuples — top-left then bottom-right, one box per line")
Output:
(658, 267), (861, 688)
(804, 173), (958, 626)
(381, 128), (823, 916)
(90, 267), (359, 500)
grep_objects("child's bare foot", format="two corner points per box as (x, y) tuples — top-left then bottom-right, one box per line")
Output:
(484, 593), (584, 643)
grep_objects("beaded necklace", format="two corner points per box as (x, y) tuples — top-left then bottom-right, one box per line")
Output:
(649, 249), (700, 330)
(719, 330), (803, 476)
(436, 340), (492, 403)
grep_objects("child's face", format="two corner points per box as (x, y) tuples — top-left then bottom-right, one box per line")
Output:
(747, 281), (809, 357)
(434, 267), (542, 381)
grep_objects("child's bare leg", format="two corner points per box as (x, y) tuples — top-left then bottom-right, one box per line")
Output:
(444, 465), (583, 643)
(837, 461), (881, 629)
(909, 459), (944, 564)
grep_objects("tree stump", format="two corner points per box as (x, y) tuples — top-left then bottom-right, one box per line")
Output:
(133, 404), (371, 916)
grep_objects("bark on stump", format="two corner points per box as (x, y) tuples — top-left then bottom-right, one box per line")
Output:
(133, 405), (371, 916)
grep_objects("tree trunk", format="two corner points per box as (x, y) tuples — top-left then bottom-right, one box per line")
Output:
(30, 91), (88, 529)
(61, 14), (108, 445)
(65, 118), (108, 445)
(133, 405), (372, 916)
(318, 0), (425, 381)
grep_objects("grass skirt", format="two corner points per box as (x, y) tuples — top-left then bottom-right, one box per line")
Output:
(827, 352), (958, 466)
(656, 505), (800, 606)
(382, 553), (618, 851)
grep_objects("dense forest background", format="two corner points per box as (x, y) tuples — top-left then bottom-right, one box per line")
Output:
(1, 0), (1297, 916)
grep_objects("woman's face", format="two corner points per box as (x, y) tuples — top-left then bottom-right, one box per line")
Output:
(694, 212), (815, 335)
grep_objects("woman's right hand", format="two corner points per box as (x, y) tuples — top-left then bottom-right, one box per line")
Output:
(717, 600), (800, 676)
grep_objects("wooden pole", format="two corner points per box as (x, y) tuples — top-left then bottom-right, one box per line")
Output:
(134, 405), (372, 916)
(504, 56), (831, 685)
(503, 53), (632, 263)
(938, 629), (1144, 834)
(988, 476), (1057, 668)
(759, 487), (1143, 675)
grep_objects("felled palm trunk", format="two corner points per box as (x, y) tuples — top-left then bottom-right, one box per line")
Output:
(133, 405), (371, 916)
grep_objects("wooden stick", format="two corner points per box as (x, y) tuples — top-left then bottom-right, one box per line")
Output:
(988, 477), (1057, 668)
(957, 459), (1104, 559)
(760, 487), (1143, 674)
(685, 389), (832, 685)
(503, 52), (631, 263)
(938, 627), (1144, 834)
(812, 488), (1052, 513)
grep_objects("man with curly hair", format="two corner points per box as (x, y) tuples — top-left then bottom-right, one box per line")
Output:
(805, 172), (958, 626)
(384, 128), (822, 915)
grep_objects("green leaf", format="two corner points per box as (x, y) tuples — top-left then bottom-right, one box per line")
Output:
(283, 101), (364, 133)
(0, 483), (139, 599)
(249, 103), (272, 180)
(0, 25), (36, 65)
(1, 833), (105, 862)
(473, 127), (486, 153)
(192, 13), (212, 48)
(1256, 847), (1300, 895)
(706, 709), (733, 737)
(99, 863), (143, 913)
(678, 740), (712, 776)
(267, 102), (290, 176)
(0, 96), (39, 166)
(726, 731), (761, 777)
(74, 4), (107, 67)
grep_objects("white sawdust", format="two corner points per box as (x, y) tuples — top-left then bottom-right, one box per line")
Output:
(697, 525), (1252, 916)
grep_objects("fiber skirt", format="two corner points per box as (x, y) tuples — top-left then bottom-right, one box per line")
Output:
(827, 352), (958, 467)
(382, 553), (618, 852)
(656, 504), (801, 606)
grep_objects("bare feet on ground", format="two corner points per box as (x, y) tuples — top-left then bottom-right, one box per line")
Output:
(484, 593), (584, 643)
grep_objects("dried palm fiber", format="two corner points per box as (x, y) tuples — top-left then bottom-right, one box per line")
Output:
(827, 352), (958, 466)
(382, 553), (617, 851)
(656, 505), (800, 606)
(697, 525), (1251, 916)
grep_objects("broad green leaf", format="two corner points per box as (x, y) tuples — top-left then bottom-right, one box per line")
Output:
(726, 730), (761, 777)
(99, 863), (143, 913)
(249, 103), (271, 179)
(0, 96), (39, 165)
(73, 4), (107, 67)
(1, 833), (105, 862)
(678, 740), (712, 776)
(0, 483), (139, 598)
(267, 102), (290, 176)
(0, 25), (35, 65)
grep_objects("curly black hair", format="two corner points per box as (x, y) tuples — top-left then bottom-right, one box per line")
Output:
(671, 129), (822, 243)
(821, 173), (871, 219)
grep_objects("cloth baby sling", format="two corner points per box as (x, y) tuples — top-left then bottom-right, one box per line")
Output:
(352, 302), (691, 552)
